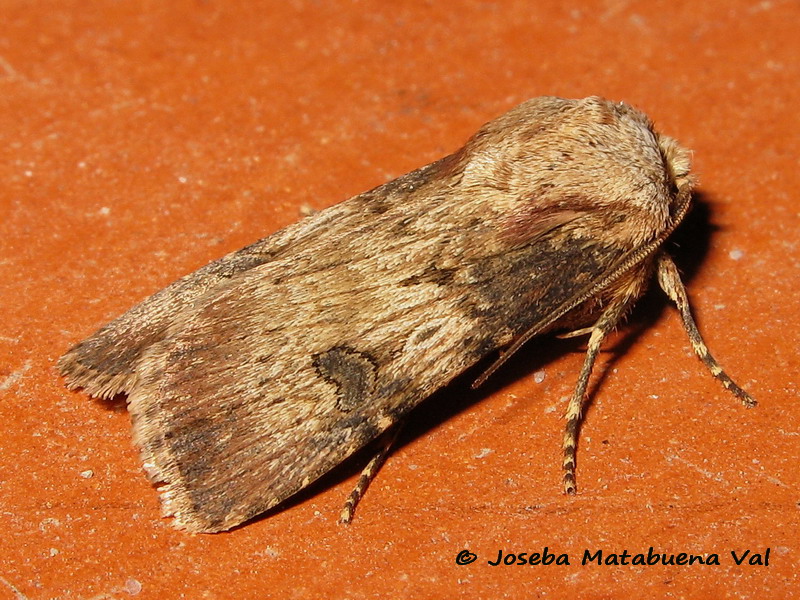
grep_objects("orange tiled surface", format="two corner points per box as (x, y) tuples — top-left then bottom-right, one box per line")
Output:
(1, 1), (799, 598)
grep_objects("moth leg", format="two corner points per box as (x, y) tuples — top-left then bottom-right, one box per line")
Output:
(557, 326), (594, 339)
(563, 300), (629, 495)
(339, 424), (402, 524)
(656, 253), (756, 407)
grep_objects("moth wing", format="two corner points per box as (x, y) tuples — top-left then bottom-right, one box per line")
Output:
(128, 242), (482, 531)
(127, 207), (633, 532)
(57, 201), (367, 398)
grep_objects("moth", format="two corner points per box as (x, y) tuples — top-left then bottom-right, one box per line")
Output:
(59, 96), (755, 533)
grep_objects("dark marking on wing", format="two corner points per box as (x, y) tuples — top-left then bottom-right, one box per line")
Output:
(313, 346), (379, 412)
(400, 264), (457, 286)
(465, 225), (628, 338)
(412, 325), (441, 344)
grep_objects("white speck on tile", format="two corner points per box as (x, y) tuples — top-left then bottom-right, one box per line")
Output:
(124, 578), (142, 595)
(475, 448), (493, 459)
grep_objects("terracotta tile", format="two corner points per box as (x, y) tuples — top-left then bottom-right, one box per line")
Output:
(1, 1), (798, 598)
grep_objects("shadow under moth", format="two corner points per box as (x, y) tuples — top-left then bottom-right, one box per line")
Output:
(59, 96), (755, 533)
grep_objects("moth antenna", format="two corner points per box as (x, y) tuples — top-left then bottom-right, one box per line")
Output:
(655, 253), (756, 407)
(339, 424), (403, 524)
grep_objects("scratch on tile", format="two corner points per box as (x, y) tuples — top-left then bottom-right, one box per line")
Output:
(746, 463), (788, 488)
(0, 360), (31, 391)
(665, 452), (727, 485)
(0, 54), (33, 86)
(0, 55), (19, 78)
(0, 575), (28, 600)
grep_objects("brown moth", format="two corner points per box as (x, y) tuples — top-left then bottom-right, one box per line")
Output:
(59, 96), (755, 533)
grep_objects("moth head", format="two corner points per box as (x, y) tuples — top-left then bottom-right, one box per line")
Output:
(460, 96), (695, 247)
(574, 97), (695, 221)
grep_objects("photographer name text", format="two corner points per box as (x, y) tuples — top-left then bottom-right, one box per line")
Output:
(454, 547), (771, 567)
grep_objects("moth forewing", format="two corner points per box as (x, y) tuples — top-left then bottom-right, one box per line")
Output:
(58, 96), (754, 532)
